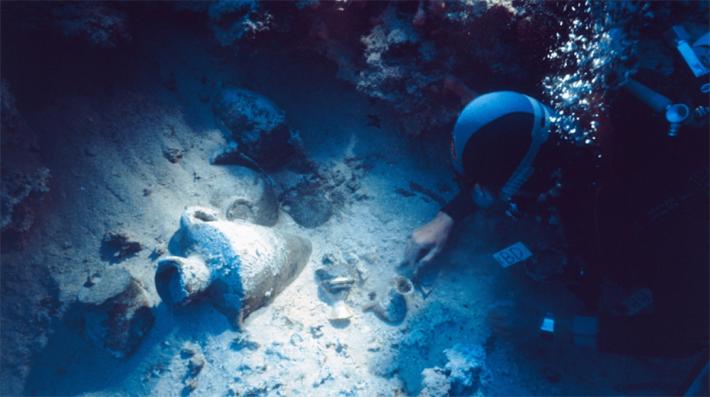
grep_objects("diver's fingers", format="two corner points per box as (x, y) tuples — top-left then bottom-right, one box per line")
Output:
(418, 245), (441, 267)
(412, 247), (438, 281)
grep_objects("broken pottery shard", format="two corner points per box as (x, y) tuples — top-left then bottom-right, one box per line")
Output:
(224, 175), (279, 227)
(282, 189), (333, 228)
(155, 206), (311, 325)
(364, 288), (407, 325)
(364, 276), (413, 325)
(77, 267), (155, 358)
(213, 88), (300, 169)
(316, 271), (355, 294)
(324, 276), (355, 293)
(204, 165), (279, 227)
(394, 276), (414, 295)
(329, 300), (353, 324)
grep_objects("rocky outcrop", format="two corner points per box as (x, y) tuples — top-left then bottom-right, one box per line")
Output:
(0, 258), (58, 396)
(306, 2), (558, 136)
(354, 4), (456, 136)
(213, 88), (303, 170)
(0, 169), (51, 243)
(51, 2), (131, 47)
(0, 81), (51, 249)
(208, 0), (273, 47)
(278, 156), (370, 228)
(419, 344), (487, 397)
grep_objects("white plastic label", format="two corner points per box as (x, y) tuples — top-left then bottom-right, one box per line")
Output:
(493, 242), (532, 268)
(540, 316), (555, 333)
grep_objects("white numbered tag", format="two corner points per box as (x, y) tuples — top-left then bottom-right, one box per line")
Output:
(493, 242), (532, 268)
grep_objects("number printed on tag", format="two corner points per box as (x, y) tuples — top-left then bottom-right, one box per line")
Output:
(492, 242), (532, 268)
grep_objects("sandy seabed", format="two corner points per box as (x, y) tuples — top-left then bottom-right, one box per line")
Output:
(2, 21), (700, 397)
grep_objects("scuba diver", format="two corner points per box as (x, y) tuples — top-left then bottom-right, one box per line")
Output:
(402, 90), (708, 357)
(403, 91), (580, 270)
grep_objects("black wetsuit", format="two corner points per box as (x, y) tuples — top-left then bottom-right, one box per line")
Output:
(441, 91), (563, 221)
(440, 91), (707, 357)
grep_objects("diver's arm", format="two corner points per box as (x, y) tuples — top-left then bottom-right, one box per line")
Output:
(403, 211), (454, 268)
(441, 185), (477, 221)
(403, 185), (475, 269)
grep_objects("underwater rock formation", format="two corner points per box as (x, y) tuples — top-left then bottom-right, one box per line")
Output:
(51, 2), (130, 47)
(355, 4), (454, 136)
(281, 187), (333, 228)
(278, 156), (370, 228)
(419, 367), (450, 397)
(197, 2), (570, 138)
(0, 81), (51, 248)
(419, 344), (487, 397)
(213, 88), (302, 170)
(304, 2), (556, 136)
(208, 0), (272, 47)
(76, 267), (154, 358)
(155, 206), (311, 325)
(0, 169), (51, 244)
(1, 2), (130, 48)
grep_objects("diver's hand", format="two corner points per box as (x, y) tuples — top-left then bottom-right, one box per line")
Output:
(403, 212), (454, 270)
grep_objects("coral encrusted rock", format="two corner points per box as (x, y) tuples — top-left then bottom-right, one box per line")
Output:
(213, 88), (302, 170)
